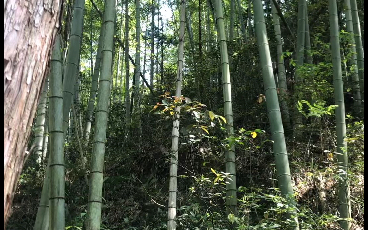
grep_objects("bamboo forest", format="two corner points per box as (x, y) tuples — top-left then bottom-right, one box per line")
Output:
(4, 0), (364, 229)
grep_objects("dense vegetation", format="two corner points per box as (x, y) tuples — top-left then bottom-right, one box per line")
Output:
(7, 0), (364, 229)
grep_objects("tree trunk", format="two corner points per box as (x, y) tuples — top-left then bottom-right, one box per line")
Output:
(85, 0), (116, 228)
(42, 115), (50, 166)
(160, 17), (164, 87)
(214, 0), (237, 214)
(236, 0), (246, 41)
(206, 0), (213, 52)
(254, 1), (299, 228)
(168, 1), (186, 229)
(4, 0), (61, 226)
(344, 0), (362, 115)
(328, 1), (352, 229)
(33, 78), (49, 164)
(199, 0), (203, 55)
(293, 0), (306, 138)
(350, 0), (364, 105)
(150, 0), (155, 87)
(48, 34), (65, 230)
(156, 0), (161, 88)
(229, 0), (235, 41)
(84, 26), (104, 141)
(33, 146), (51, 230)
(304, 4), (312, 65)
(62, 0), (86, 137)
(271, 0), (292, 134)
(247, 0), (252, 38)
(186, 11), (195, 55)
(134, 0), (141, 113)
(125, 0), (131, 127)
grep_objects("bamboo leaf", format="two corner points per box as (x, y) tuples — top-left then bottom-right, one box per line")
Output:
(218, 116), (227, 123)
(208, 111), (215, 121)
(201, 126), (209, 134)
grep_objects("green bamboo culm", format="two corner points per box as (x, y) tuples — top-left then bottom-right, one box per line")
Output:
(271, 0), (292, 134)
(48, 34), (65, 230)
(84, 25), (104, 141)
(214, 0), (237, 215)
(85, 0), (116, 229)
(32, 78), (49, 164)
(344, 0), (362, 116)
(350, 0), (364, 110)
(328, 0), (352, 229)
(253, 0), (299, 229)
(304, 4), (312, 65)
(33, 148), (50, 230)
(293, 0), (306, 138)
(63, 0), (86, 137)
(167, 1), (185, 229)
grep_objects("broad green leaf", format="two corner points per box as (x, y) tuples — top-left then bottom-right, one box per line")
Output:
(208, 110), (215, 121)
(218, 115), (226, 123)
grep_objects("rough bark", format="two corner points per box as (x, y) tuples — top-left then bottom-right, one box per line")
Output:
(4, 0), (61, 226)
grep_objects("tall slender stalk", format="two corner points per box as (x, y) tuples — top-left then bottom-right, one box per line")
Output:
(84, 25), (104, 141)
(271, 0), (291, 134)
(344, 0), (362, 115)
(304, 4), (312, 65)
(150, 0), (155, 87)
(328, 0), (352, 229)
(48, 34), (65, 230)
(33, 129), (50, 230)
(62, 0), (86, 137)
(350, 0), (364, 104)
(167, 1), (185, 229)
(125, 0), (131, 126)
(33, 78), (49, 164)
(254, 0), (299, 228)
(85, 0), (115, 228)
(214, 0), (237, 214)
(293, 0), (306, 138)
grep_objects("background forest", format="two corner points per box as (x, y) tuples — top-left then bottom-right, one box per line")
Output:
(5, 0), (364, 229)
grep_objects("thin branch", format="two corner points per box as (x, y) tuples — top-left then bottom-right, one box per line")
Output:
(115, 38), (156, 96)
